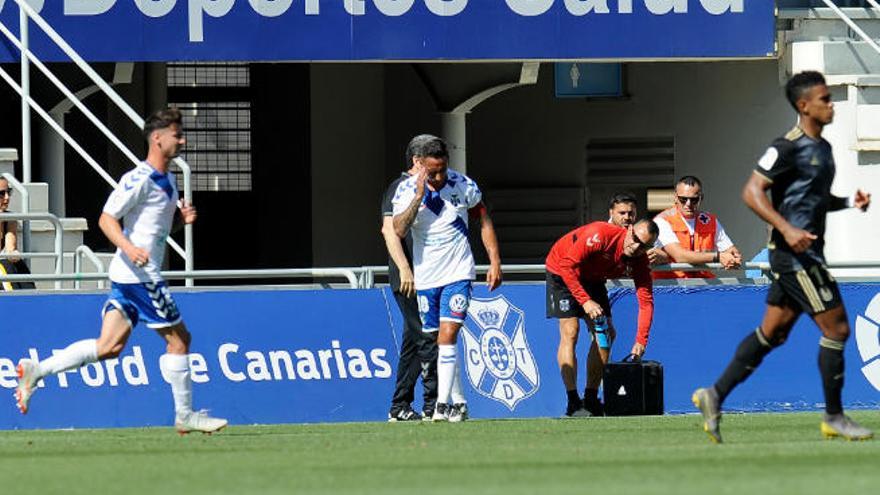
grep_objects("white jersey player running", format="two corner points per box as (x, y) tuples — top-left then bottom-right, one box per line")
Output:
(392, 134), (503, 422)
(14, 108), (226, 434)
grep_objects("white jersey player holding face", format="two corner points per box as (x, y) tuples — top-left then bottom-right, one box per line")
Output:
(392, 134), (503, 422)
(14, 108), (226, 434)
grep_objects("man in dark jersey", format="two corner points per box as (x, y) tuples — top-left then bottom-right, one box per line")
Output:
(381, 135), (440, 421)
(693, 71), (873, 443)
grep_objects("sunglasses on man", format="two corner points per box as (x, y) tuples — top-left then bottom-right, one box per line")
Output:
(630, 229), (653, 253)
(0, 189), (12, 198)
(677, 195), (701, 205)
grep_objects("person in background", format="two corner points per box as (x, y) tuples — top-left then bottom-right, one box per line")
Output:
(391, 134), (502, 422)
(0, 176), (34, 291)
(653, 176), (742, 278)
(568, 191), (658, 416)
(546, 216), (658, 417)
(380, 135), (439, 422)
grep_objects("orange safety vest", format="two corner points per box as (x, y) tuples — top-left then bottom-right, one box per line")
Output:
(653, 207), (717, 279)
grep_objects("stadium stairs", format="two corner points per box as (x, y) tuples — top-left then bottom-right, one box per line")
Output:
(786, 8), (880, 150)
(0, 149), (103, 290)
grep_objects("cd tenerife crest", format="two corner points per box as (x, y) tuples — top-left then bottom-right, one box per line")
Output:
(461, 295), (540, 410)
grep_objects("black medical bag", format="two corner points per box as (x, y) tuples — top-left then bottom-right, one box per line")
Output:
(603, 355), (664, 416)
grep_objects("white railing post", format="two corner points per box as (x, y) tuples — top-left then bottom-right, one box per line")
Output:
(19, 6), (30, 184)
(178, 161), (194, 287)
(74, 244), (105, 290)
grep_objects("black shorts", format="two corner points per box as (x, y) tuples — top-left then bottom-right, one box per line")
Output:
(546, 272), (611, 319)
(766, 264), (842, 315)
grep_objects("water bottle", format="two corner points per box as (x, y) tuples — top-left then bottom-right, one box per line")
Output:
(593, 315), (610, 350)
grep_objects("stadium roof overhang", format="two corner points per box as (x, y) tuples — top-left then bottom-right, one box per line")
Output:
(0, 1), (776, 64)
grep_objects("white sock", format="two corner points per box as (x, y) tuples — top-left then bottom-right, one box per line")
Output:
(37, 339), (98, 377)
(450, 353), (467, 404)
(437, 345), (457, 406)
(159, 353), (192, 418)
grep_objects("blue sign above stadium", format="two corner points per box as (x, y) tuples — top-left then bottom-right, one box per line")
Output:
(0, 1), (775, 62)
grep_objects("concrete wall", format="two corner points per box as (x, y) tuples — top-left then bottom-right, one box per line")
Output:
(821, 83), (880, 265)
(307, 60), (800, 267)
(383, 64), (442, 181)
(310, 64), (389, 267)
(5, 58), (848, 271)
(467, 60), (793, 260)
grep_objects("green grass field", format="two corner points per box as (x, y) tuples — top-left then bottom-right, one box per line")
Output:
(0, 412), (877, 495)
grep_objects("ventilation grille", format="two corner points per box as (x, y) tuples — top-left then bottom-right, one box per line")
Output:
(586, 137), (675, 186)
(168, 63), (252, 192)
(585, 137), (675, 219)
(168, 63), (250, 87)
(480, 188), (585, 265)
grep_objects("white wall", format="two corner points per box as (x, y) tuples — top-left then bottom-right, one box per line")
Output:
(796, 72), (880, 269)
(467, 60), (792, 261)
(308, 58), (880, 269)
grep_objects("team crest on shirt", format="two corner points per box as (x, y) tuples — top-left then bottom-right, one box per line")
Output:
(461, 295), (540, 410)
(698, 212), (711, 225)
(449, 294), (469, 316)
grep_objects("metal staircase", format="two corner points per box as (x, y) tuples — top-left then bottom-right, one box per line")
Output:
(0, 0), (194, 289)
(1, 152), (103, 290)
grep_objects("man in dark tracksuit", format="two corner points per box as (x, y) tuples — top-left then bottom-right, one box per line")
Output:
(381, 137), (439, 421)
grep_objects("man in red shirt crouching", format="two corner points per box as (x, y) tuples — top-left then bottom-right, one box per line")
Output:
(545, 219), (658, 417)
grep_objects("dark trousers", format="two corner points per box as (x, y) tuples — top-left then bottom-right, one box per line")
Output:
(389, 290), (438, 414)
(0, 259), (34, 290)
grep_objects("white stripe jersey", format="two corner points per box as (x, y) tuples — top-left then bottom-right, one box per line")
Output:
(392, 170), (482, 290)
(102, 162), (178, 284)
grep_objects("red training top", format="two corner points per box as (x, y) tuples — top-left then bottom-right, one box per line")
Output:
(545, 221), (654, 346)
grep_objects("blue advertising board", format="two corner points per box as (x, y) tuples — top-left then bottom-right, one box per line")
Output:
(1, 282), (880, 430)
(0, 1), (775, 62)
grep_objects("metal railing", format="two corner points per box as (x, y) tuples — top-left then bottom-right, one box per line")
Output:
(73, 245), (105, 290)
(0, 268), (360, 290)
(0, 212), (62, 289)
(0, 0), (194, 285)
(357, 263), (773, 288)
(5, 261), (880, 292)
(822, 0), (880, 54)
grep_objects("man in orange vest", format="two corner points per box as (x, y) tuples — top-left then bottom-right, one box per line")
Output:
(653, 176), (742, 278)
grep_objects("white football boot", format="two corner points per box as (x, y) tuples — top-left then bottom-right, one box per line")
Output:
(14, 359), (39, 414)
(175, 410), (228, 435)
